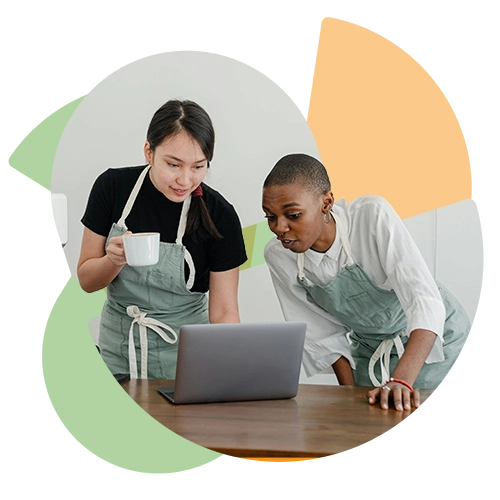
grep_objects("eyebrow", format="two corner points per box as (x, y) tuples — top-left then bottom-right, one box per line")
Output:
(163, 155), (207, 164)
(262, 202), (301, 212)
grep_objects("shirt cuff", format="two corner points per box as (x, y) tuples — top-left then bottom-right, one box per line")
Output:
(405, 328), (445, 364)
(406, 295), (446, 364)
(302, 335), (355, 377)
(425, 335), (445, 364)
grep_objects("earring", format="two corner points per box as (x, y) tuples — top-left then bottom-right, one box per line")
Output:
(324, 211), (331, 223)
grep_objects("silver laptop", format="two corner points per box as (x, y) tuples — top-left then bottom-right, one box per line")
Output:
(157, 322), (306, 404)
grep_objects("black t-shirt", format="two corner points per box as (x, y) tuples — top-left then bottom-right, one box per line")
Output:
(81, 166), (248, 293)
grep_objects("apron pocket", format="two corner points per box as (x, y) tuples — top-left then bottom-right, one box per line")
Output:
(146, 270), (174, 308)
(101, 308), (123, 327)
(99, 310), (130, 374)
(345, 292), (392, 328)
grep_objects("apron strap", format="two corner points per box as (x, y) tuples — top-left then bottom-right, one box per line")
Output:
(368, 335), (406, 387)
(176, 194), (191, 244)
(297, 253), (306, 279)
(126, 305), (178, 379)
(117, 165), (151, 230)
(116, 167), (196, 291)
(184, 250), (196, 290)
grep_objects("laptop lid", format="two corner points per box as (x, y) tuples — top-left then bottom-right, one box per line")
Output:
(159, 322), (306, 404)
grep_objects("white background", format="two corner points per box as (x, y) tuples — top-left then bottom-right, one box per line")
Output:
(50, 51), (484, 376)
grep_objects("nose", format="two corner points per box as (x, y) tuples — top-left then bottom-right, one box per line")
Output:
(176, 168), (190, 187)
(272, 217), (289, 236)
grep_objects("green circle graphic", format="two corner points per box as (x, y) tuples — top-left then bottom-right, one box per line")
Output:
(10, 101), (220, 473)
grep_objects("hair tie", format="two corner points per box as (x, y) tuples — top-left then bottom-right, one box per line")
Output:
(191, 185), (203, 197)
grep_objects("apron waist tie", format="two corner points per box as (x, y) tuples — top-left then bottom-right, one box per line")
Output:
(126, 305), (178, 380)
(368, 335), (406, 387)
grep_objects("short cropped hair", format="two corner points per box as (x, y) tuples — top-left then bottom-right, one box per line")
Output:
(263, 153), (331, 197)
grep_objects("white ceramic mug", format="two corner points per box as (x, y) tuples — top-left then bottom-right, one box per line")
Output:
(122, 232), (160, 267)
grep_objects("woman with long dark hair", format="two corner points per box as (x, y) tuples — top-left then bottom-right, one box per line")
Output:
(78, 100), (247, 379)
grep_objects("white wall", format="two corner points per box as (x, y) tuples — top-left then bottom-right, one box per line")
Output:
(51, 53), (481, 387)
(51, 51), (320, 277)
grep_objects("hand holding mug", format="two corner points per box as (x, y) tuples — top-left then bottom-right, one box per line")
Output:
(105, 232), (131, 267)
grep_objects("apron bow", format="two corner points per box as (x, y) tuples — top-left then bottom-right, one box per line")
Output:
(368, 334), (406, 387)
(126, 305), (179, 379)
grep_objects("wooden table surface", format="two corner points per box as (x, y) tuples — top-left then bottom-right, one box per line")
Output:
(122, 379), (433, 459)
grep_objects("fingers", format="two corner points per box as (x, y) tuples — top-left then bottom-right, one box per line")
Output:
(402, 388), (413, 411)
(379, 385), (392, 410)
(412, 389), (421, 408)
(106, 235), (127, 266)
(398, 388), (420, 411)
(391, 386), (406, 411)
(109, 234), (127, 245)
(107, 251), (127, 267)
(368, 384), (420, 411)
(108, 232), (131, 246)
(366, 387), (380, 405)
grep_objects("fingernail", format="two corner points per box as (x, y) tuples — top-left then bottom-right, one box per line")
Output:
(368, 397), (373, 403)
(382, 403), (388, 409)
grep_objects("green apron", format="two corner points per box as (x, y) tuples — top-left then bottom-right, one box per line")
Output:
(297, 214), (470, 389)
(99, 165), (209, 379)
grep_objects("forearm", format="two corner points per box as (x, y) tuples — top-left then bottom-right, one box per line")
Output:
(208, 268), (241, 324)
(391, 329), (437, 386)
(332, 356), (355, 385)
(209, 310), (241, 323)
(78, 255), (124, 293)
(209, 297), (240, 323)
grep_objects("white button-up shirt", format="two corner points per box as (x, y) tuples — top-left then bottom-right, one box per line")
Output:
(264, 196), (446, 377)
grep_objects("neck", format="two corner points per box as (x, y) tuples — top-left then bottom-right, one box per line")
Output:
(311, 217), (337, 253)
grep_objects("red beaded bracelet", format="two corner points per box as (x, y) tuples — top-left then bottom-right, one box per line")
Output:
(387, 377), (414, 391)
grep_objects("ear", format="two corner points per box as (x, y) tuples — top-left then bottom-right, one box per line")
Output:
(321, 191), (335, 213)
(144, 141), (153, 165)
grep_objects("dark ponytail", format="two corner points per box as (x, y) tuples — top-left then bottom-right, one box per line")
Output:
(146, 100), (222, 241)
(187, 195), (222, 241)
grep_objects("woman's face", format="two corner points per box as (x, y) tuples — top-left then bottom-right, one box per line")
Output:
(145, 130), (208, 203)
(262, 183), (335, 253)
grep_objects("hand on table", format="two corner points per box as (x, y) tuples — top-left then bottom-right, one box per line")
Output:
(366, 382), (420, 411)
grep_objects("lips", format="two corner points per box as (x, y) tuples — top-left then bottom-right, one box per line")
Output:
(172, 188), (189, 196)
(279, 238), (296, 250)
